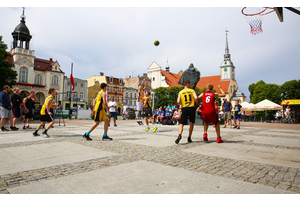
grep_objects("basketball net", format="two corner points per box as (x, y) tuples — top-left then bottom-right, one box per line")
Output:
(241, 7), (275, 36)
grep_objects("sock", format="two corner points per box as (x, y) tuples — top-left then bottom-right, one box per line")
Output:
(26, 123), (29, 127)
(103, 132), (107, 137)
(152, 124), (156, 128)
(23, 123), (26, 126)
(86, 130), (91, 136)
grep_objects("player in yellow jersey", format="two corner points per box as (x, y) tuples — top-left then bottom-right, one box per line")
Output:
(175, 80), (198, 144)
(136, 79), (147, 125)
(83, 83), (112, 141)
(33, 88), (57, 138)
(143, 91), (157, 133)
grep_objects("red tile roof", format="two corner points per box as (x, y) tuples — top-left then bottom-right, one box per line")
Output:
(161, 70), (230, 92)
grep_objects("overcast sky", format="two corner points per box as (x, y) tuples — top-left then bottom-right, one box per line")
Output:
(1, 2), (299, 101)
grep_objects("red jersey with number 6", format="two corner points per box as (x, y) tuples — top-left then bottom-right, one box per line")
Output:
(201, 91), (218, 124)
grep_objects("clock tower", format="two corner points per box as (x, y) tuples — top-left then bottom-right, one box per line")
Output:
(220, 30), (235, 81)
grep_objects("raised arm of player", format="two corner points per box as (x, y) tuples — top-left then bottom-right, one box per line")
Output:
(215, 85), (225, 97)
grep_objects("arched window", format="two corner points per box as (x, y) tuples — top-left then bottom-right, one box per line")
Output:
(35, 74), (42, 85)
(19, 67), (28, 83)
(52, 75), (58, 85)
(224, 73), (228, 79)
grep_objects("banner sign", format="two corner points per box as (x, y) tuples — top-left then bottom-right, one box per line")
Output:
(282, 99), (300, 105)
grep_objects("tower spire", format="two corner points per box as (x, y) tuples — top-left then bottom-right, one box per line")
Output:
(166, 58), (170, 72)
(225, 29), (229, 54)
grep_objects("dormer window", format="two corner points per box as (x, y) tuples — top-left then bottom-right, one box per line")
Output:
(119, 78), (122, 85)
(55, 66), (57, 70)
(37, 65), (40, 68)
(110, 77), (113, 83)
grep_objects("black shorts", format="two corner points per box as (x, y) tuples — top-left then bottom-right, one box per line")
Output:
(144, 107), (153, 117)
(179, 107), (196, 124)
(13, 106), (21, 118)
(40, 114), (53, 122)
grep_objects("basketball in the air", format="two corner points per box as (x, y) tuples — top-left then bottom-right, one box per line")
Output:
(154, 40), (160, 46)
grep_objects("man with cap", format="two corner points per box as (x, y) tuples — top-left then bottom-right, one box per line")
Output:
(222, 97), (232, 128)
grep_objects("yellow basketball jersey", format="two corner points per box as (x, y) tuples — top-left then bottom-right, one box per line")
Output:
(144, 96), (151, 108)
(137, 88), (144, 103)
(179, 88), (195, 108)
(94, 90), (105, 112)
(40, 95), (54, 115)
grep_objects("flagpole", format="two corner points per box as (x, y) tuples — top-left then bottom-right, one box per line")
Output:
(69, 63), (73, 119)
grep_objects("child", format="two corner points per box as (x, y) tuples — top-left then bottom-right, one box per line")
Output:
(33, 88), (56, 138)
(83, 83), (112, 141)
(143, 91), (158, 132)
(172, 105), (180, 125)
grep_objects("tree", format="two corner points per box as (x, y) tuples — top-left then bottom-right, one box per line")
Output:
(280, 79), (300, 100)
(0, 36), (17, 89)
(248, 80), (281, 104)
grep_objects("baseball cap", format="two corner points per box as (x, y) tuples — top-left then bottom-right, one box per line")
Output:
(223, 97), (227, 100)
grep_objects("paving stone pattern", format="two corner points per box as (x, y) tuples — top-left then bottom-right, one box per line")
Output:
(0, 123), (300, 194)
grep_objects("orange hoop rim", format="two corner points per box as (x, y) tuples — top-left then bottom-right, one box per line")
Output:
(241, 7), (275, 16)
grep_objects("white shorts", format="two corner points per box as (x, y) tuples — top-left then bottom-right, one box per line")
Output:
(0, 107), (14, 118)
(136, 102), (143, 111)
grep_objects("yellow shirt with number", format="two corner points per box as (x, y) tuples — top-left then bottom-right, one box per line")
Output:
(40, 95), (54, 115)
(137, 88), (144, 103)
(179, 88), (195, 108)
(144, 96), (151, 108)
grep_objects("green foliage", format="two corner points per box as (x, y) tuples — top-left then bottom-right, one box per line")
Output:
(248, 80), (281, 104)
(0, 36), (17, 89)
(280, 79), (300, 100)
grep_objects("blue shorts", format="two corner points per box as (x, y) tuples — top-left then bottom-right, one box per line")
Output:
(234, 114), (241, 120)
(110, 112), (117, 118)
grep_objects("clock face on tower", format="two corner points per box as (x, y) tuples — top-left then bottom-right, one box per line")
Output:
(224, 68), (228, 72)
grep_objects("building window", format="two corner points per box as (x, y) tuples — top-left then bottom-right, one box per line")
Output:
(115, 86), (118, 92)
(19, 67), (28, 83)
(224, 73), (228, 79)
(81, 84), (84, 87)
(80, 92), (84, 99)
(119, 88), (122, 93)
(35, 93), (40, 102)
(88, 100), (92, 105)
(119, 78), (122, 85)
(55, 66), (57, 70)
(35, 74), (42, 85)
(134, 93), (136, 99)
(67, 92), (70, 98)
(126, 92), (128, 98)
(75, 83), (77, 87)
(73, 92), (77, 98)
(109, 86), (112, 92)
(130, 93), (132, 98)
(67, 82), (71, 85)
(110, 77), (113, 83)
(153, 77), (155, 81)
(52, 75), (58, 85)
(119, 97), (122, 103)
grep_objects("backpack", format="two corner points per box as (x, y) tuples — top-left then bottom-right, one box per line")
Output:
(167, 119), (174, 125)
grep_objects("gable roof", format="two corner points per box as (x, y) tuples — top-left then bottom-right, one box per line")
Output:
(196, 75), (231, 93)
(105, 76), (124, 86)
(161, 69), (231, 92)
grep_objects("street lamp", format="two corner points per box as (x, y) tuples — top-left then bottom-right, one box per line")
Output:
(6, 76), (12, 86)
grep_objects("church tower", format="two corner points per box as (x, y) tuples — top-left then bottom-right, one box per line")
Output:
(11, 7), (32, 50)
(220, 30), (235, 81)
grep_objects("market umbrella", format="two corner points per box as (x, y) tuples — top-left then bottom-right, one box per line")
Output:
(252, 99), (282, 118)
(240, 101), (255, 111)
(252, 99), (282, 111)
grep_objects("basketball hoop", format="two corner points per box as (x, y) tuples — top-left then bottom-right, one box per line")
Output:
(241, 7), (275, 35)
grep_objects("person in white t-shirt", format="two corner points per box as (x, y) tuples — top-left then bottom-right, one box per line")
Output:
(108, 96), (118, 127)
(122, 103), (127, 120)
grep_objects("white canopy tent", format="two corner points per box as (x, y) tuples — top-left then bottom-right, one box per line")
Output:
(240, 101), (255, 111)
(252, 99), (282, 111)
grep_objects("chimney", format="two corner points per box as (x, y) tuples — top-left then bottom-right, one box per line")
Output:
(50, 58), (53, 62)
(100, 72), (104, 76)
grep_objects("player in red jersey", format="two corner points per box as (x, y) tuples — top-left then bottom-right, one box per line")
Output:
(198, 84), (225, 143)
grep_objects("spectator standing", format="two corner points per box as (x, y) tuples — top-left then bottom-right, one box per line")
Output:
(222, 97), (232, 128)
(108, 96), (118, 127)
(1, 85), (18, 131)
(11, 87), (21, 130)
